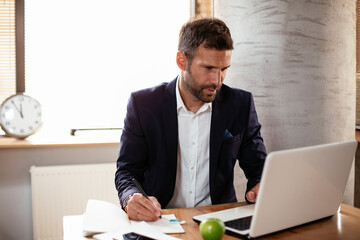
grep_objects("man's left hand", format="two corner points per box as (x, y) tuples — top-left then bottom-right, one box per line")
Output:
(246, 183), (260, 203)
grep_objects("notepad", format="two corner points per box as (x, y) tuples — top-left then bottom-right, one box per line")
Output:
(82, 199), (185, 237)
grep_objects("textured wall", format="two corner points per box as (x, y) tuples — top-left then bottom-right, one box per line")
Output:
(215, 0), (356, 205)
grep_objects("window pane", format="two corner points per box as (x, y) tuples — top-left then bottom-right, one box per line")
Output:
(0, 0), (16, 104)
(25, 0), (190, 135)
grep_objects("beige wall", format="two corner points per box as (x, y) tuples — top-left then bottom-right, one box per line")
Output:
(0, 144), (119, 240)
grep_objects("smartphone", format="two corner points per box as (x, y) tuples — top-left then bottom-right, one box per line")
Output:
(122, 232), (156, 240)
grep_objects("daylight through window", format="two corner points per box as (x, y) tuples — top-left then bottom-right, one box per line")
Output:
(24, 0), (191, 135)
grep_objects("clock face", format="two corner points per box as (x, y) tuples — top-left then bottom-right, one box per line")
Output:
(0, 94), (42, 138)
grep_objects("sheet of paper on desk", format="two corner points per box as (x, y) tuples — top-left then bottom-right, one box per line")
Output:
(82, 199), (130, 236)
(63, 215), (87, 239)
(82, 199), (184, 237)
(93, 222), (182, 240)
(133, 214), (185, 234)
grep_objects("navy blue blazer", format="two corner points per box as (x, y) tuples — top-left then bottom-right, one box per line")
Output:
(115, 78), (267, 208)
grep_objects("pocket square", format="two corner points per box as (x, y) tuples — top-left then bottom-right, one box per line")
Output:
(223, 129), (233, 140)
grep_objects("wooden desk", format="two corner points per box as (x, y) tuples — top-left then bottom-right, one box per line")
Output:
(64, 202), (360, 240)
(164, 202), (360, 240)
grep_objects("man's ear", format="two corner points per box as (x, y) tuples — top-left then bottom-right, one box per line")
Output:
(176, 51), (187, 71)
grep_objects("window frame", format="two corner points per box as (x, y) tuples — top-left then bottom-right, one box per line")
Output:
(16, 0), (25, 94)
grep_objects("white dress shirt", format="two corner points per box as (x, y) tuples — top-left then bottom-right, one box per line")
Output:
(166, 77), (212, 208)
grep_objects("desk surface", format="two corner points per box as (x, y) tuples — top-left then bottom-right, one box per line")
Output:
(164, 202), (360, 240)
(64, 202), (360, 240)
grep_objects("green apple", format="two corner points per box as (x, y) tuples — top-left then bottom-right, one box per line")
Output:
(199, 218), (225, 240)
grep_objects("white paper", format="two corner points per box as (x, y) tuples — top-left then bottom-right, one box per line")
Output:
(94, 222), (183, 240)
(83, 199), (185, 237)
(132, 214), (185, 234)
(82, 199), (130, 236)
(63, 215), (87, 240)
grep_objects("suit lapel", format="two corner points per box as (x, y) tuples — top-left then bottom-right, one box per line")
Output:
(209, 91), (228, 189)
(162, 79), (178, 182)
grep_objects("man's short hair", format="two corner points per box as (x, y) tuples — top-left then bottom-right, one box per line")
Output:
(178, 17), (234, 63)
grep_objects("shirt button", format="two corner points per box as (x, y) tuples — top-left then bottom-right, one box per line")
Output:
(190, 191), (193, 194)
(191, 166), (194, 170)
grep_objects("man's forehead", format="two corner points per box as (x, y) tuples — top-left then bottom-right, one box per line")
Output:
(193, 46), (232, 66)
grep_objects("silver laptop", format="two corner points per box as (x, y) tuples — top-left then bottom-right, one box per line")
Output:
(193, 140), (357, 238)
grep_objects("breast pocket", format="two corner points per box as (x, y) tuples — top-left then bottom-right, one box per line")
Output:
(219, 133), (242, 167)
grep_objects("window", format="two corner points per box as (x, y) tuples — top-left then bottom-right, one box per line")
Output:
(24, 0), (191, 135)
(0, 0), (16, 104)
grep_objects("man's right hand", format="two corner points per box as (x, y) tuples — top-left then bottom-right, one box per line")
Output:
(125, 193), (162, 221)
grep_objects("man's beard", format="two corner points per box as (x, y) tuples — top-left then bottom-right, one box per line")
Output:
(183, 69), (221, 103)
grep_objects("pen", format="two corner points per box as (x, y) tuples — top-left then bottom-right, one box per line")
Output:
(131, 178), (161, 218)
(131, 178), (150, 199)
(132, 178), (161, 218)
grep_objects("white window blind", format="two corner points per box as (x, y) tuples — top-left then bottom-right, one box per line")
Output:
(0, 0), (16, 104)
(24, 0), (191, 135)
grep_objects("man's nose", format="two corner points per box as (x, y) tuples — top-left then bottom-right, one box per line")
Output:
(212, 69), (223, 85)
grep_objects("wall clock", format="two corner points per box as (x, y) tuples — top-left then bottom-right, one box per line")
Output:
(0, 94), (42, 139)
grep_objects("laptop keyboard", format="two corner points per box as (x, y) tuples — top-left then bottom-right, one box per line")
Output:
(224, 216), (253, 231)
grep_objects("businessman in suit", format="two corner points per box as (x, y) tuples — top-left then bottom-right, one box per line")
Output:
(115, 17), (267, 221)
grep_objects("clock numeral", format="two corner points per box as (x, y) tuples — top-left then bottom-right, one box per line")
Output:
(5, 121), (10, 126)
(20, 129), (24, 133)
(29, 126), (33, 130)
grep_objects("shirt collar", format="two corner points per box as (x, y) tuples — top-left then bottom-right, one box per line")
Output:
(176, 75), (212, 114)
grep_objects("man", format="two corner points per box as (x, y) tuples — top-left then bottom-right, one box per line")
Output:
(115, 17), (267, 222)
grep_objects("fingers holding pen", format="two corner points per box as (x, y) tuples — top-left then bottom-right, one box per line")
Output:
(126, 193), (162, 221)
(149, 196), (161, 209)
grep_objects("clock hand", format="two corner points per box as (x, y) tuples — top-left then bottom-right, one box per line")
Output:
(19, 103), (24, 118)
(11, 100), (24, 118)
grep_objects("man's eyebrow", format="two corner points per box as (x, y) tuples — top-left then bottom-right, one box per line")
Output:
(201, 64), (216, 69)
(220, 65), (231, 71)
(202, 64), (231, 69)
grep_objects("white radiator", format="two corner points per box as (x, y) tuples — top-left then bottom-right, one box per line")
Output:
(30, 163), (119, 240)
